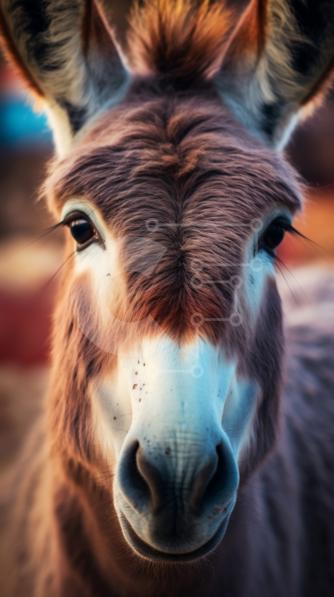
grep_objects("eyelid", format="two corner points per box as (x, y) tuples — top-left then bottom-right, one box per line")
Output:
(270, 215), (292, 229)
(62, 210), (92, 226)
(61, 201), (107, 248)
(62, 209), (105, 250)
(61, 200), (105, 232)
(256, 213), (292, 243)
(261, 212), (292, 231)
(253, 213), (292, 258)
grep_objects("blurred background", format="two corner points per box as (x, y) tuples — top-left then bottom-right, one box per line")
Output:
(0, 38), (334, 469)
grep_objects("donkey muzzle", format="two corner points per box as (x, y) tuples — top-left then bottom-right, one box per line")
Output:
(116, 431), (239, 561)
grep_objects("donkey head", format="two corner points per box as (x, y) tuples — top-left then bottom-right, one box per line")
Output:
(1, 0), (333, 562)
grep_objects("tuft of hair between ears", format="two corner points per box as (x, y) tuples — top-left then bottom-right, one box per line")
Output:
(127, 0), (233, 83)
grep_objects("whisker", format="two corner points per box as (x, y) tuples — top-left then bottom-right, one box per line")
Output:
(288, 224), (328, 258)
(40, 251), (76, 292)
(275, 256), (300, 302)
(23, 221), (64, 247)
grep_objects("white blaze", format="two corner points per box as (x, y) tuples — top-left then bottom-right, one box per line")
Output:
(93, 336), (258, 466)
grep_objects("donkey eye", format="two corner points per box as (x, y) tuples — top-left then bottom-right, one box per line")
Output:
(64, 211), (99, 249)
(258, 216), (290, 255)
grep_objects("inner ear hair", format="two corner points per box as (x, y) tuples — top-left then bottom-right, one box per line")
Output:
(217, 0), (334, 148)
(0, 0), (130, 154)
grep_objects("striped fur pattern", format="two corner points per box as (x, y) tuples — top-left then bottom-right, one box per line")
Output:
(0, 1), (334, 596)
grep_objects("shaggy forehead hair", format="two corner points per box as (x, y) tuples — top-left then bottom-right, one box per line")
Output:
(48, 89), (301, 342)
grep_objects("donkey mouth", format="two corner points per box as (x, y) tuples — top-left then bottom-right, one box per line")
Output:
(120, 513), (229, 563)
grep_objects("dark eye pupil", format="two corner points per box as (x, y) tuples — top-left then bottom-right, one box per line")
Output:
(259, 217), (291, 254)
(262, 223), (285, 250)
(70, 219), (95, 245)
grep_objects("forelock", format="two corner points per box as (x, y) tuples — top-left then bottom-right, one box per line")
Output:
(127, 0), (233, 84)
(46, 94), (300, 342)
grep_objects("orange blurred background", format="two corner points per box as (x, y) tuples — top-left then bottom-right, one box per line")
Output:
(0, 55), (333, 467)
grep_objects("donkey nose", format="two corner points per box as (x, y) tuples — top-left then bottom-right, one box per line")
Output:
(119, 439), (235, 517)
(118, 441), (167, 513)
(190, 444), (227, 514)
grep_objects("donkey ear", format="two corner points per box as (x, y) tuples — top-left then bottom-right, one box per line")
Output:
(217, 0), (334, 148)
(0, 1), (129, 155)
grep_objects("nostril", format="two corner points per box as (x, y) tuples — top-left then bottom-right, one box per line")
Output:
(205, 444), (230, 506)
(190, 449), (219, 514)
(136, 447), (165, 513)
(119, 439), (238, 520)
(191, 443), (235, 515)
(119, 441), (150, 511)
(119, 441), (165, 514)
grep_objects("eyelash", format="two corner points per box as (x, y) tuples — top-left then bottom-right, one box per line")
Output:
(256, 216), (295, 258)
(62, 210), (102, 250)
(60, 211), (300, 260)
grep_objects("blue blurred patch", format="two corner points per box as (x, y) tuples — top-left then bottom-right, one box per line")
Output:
(0, 95), (52, 146)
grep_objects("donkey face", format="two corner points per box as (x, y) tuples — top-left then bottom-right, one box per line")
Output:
(2, 0), (333, 563)
(48, 97), (301, 559)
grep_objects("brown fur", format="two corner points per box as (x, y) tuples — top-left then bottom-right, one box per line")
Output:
(219, 0), (334, 144)
(0, 8), (43, 101)
(1, 2), (334, 596)
(48, 92), (300, 343)
(128, 0), (233, 81)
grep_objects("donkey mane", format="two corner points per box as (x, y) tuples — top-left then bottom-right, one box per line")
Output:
(127, 0), (233, 82)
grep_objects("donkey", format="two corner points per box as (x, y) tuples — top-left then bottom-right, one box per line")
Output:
(1, 1), (334, 596)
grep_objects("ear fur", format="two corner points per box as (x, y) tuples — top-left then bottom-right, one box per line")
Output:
(0, 1), (129, 154)
(217, 0), (334, 148)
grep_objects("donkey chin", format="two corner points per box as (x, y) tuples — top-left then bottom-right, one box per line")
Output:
(113, 424), (240, 562)
(116, 493), (237, 563)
